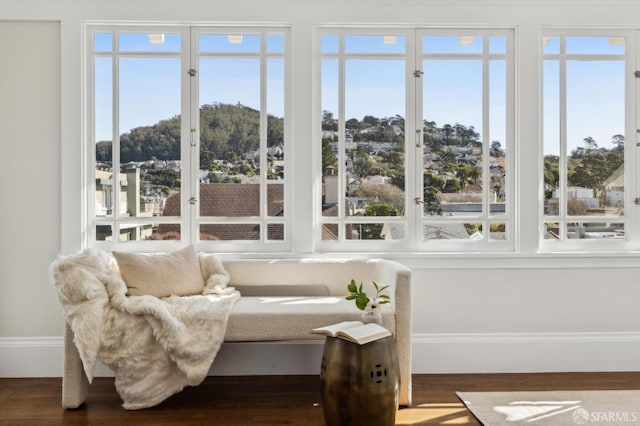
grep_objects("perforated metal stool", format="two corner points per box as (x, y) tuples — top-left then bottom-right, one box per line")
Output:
(320, 335), (400, 426)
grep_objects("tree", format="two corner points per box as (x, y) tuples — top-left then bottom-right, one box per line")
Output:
(611, 134), (625, 151)
(423, 187), (442, 215)
(346, 118), (360, 130)
(442, 178), (462, 193)
(442, 124), (453, 143)
(569, 164), (594, 189)
(543, 155), (559, 194)
(362, 115), (380, 127)
(349, 182), (404, 212)
(358, 203), (395, 240)
(490, 141), (504, 157)
(424, 172), (445, 190)
(322, 110), (338, 131)
(353, 145), (373, 178)
(96, 141), (112, 162)
(583, 136), (597, 151)
(322, 139), (338, 173)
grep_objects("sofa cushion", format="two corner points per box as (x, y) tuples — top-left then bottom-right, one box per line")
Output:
(113, 245), (205, 297)
(224, 296), (395, 341)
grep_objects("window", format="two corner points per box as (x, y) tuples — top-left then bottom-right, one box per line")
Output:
(86, 25), (289, 251)
(318, 29), (514, 252)
(319, 32), (409, 249)
(542, 33), (631, 250)
(417, 31), (514, 251)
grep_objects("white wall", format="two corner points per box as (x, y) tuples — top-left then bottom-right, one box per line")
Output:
(1, 0), (640, 377)
(0, 21), (64, 337)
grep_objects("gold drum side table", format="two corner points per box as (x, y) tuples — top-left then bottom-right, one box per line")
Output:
(320, 335), (400, 426)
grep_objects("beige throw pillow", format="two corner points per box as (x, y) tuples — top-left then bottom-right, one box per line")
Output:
(113, 245), (205, 297)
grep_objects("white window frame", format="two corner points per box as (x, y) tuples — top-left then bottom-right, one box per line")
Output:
(315, 27), (515, 253)
(316, 27), (414, 253)
(415, 28), (516, 252)
(539, 29), (638, 253)
(84, 24), (291, 253)
(190, 27), (292, 252)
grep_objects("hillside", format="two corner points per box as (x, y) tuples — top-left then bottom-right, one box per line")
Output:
(96, 102), (284, 163)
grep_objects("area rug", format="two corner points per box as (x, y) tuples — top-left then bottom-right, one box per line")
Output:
(456, 390), (640, 425)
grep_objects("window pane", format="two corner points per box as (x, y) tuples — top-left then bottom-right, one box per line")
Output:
(119, 33), (181, 52)
(199, 34), (260, 53)
(490, 59), (507, 217)
(566, 60), (624, 218)
(120, 222), (178, 241)
(199, 59), (261, 217)
(566, 37), (625, 55)
(423, 35), (482, 54)
(95, 224), (113, 241)
(566, 222), (625, 239)
(267, 58), (285, 182)
(321, 59), (339, 216)
(543, 36), (559, 54)
(118, 57), (182, 219)
(344, 35), (406, 54)
(94, 33), (112, 52)
(345, 59), (406, 218)
(321, 35), (339, 54)
(267, 223), (284, 240)
(543, 60), (560, 216)
(489, 36), (506, 54)
(345, 222), (405, 240)
(423, 222), (483, 241)
(95, 57), (113, 217)
(152, 223), (182, 240)
(321, 223), (339, 240)
(545, 222), (560, 240)
(267, 34), (285, 53)
(489, 222), (506, 241)
(423, 59), (483, 217)
(199, 224), (260, 241)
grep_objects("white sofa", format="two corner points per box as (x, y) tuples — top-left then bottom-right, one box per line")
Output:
(62, 258), (412, 408)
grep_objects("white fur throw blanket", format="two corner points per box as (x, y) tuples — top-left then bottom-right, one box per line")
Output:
(50, 249), (239, 410)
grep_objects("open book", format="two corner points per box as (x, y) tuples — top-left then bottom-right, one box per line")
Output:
(311, 320), (392, 345)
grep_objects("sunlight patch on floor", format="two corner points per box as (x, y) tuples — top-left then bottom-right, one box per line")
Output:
(395, 402), (478, 425)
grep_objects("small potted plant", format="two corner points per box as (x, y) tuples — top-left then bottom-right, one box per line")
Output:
(346, 279), (390, 324)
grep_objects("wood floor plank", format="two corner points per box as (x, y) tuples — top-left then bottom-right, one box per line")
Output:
(1, 373), (639, 425)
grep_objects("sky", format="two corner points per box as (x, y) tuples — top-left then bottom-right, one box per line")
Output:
(94, 33), (626, 154)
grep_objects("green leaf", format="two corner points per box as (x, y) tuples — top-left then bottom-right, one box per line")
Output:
(379, 294), (390, 299)
(345, 295), (357, 300)
(355, 293), (369, 311)
(347, 279), (357, 293)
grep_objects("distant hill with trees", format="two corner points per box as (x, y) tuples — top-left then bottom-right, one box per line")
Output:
(96, 102), (284, 164)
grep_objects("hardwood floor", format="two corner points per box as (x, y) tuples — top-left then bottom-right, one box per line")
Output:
(1, 373), (640, 425)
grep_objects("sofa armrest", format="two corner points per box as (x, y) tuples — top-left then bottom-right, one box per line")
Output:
(62, 323), (89, 409)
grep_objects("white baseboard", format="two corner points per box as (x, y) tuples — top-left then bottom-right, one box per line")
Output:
(0, 337), (64, 377)
(2, 332), (640, 377)
(412, 332), (640, 373)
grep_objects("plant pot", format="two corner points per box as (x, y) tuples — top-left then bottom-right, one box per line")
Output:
(361, 310), (383, 325)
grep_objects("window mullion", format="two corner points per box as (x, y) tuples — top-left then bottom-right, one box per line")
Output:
(338, 35), (346, 242)
(558, 37), (568, 231)
(188, 27), (198, 245)
(482, 35), (491, 239)
(260, 32), (268, 241)
(112, 33), (121, 236)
